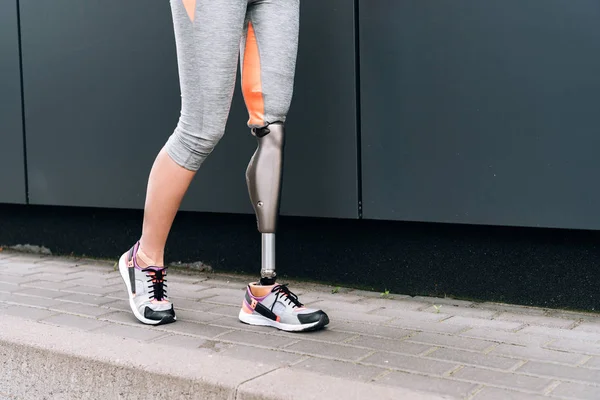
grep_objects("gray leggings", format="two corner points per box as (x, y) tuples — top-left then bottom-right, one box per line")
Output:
(164, 0), (300, 171)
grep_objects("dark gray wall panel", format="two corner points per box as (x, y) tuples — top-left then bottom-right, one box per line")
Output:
(360, 1), (600, 229)
(21, 1), (180, 209)
(0, 0), (26, 204)
(22, 1), (358, 219)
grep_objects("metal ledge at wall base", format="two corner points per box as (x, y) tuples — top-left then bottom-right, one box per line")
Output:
(0, 204), (599, 313)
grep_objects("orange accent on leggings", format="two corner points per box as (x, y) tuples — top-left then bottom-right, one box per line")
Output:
(242, 22), (265, 126)
(182, 0), (196, 22)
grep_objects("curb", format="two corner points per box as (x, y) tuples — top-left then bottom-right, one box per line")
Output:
(0, 315), (452, 400)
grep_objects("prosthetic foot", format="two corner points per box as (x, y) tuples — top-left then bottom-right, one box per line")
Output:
(238, 122), (329, 332)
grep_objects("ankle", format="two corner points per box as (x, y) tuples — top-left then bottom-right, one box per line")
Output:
(136, 246), (164, 267)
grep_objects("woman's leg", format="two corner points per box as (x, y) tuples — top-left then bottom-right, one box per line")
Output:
(119, 0), (248, 325)
(237, 0), (330, 332)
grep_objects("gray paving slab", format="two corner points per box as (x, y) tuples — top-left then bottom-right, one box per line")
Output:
(517, 360), (600, 384)
(471, 387), (551, 399)
(451, 366), (553, 392)
(376, 371), (480, 399)
(550, 381), (600, 400)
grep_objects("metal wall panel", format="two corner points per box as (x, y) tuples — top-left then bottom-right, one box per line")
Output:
(359, 1), (600, 229)
(21, 0), (358, 219)
(0, 0), (26, 204)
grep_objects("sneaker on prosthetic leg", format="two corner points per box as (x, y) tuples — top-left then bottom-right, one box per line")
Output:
(118, 241), (176, 325)
(239, 282), (329, 332)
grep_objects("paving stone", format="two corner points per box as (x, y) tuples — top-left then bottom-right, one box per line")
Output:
(100, 299), (131, 313)
(152, 334), (214, 349)
(351, 298), (425, 311)
(389, 318), (469, 335)
(327, 310), (394, 324)
(421, 305), (496, 319)
(199, 294), (243, 306)
(573, 322), (600, 334)
(18, 272), (78, 283)
(476, 303), (548, 316)
(56, 293), (115, 306)
(550, 381), (600, 400)
(277, 327), (357, 343)
(411, 296), (475, 308)
(426, 347), (521, 370)
(218, 330), (298, 349)
(407, 332), (495, 352)
(61, 285), (120, 297)
(297, 292), (365, 303)
(371, 308), (451, 322)
(209, 315), (275, 334)
(0, 283), (22, 294)
(471, 387), (551, 399)
(452, 366), (553, 392)
(549, 311), (600, 323)
(202, 304), (239, 316)
(8, 293), (63, 309)
(1, 262), (47, 275)
(347, 335), (432, 355)
(0, 275), (36, 285)
(167, 297), (218, 313)
(461, 328), (551, 347)
(302, 299), (381, 314)
(50, 301), (111, 318)
(21, 280), (78, 291)
(174, 309), (224, 324)
(97, 310), (140, 325)
(583, 357), (600, 369)
(161, 320), (231, 339)
(443, 316), (522, 331)
(194, 287), (245, 299)
(222, 345), (305, 368)
(0, 305), (57, 321)
(13, 287), (68, 299)
(495, 312), (576, 329)
(546, 339), (600, 357)
(377, 371), (479, 398)
(36, 259), (82, 268)
(520, 326), (600, 342)
(330, 321), (414, 339)
(517, 361), (600, 384)
(362, 352), (457, 375)
(60, 276), (120, 289)
(285, 340), (372, 362)
(40, 313), (109, 331)
(292, 357), (385, 381)
(92, 323), (168, 341)
(491, 343), (587, 365)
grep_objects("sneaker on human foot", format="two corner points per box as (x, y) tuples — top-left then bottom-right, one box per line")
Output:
(238, 283), (329, 332)
(118, 241), (176, 325)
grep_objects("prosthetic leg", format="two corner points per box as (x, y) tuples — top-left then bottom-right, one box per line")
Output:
(245, 122), (285, 286)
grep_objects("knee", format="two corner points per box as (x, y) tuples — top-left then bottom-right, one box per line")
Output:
(165, 119), (224, 171)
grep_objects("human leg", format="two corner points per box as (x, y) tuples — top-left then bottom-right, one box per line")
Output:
(119, 0), (248, 325)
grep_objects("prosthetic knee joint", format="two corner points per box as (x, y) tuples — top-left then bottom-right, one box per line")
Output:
(245, 122), (285, 285)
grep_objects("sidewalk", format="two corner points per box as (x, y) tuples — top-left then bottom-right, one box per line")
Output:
(1, 251), (599, 400)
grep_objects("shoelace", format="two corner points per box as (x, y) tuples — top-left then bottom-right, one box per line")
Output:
(143, 267), (168, 301)
(272, 284), (303, 308)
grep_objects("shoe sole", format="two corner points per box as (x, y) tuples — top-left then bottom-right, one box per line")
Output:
(238, 309), (329, 332)
(118, 253), (176, 326)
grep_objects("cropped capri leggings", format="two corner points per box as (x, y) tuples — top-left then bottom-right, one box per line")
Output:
(164, 0), (300, 171)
